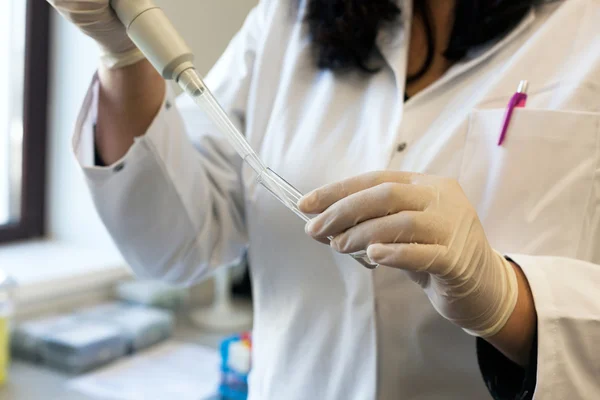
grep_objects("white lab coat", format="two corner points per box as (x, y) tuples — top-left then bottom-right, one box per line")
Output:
(73, 0), (600, 398)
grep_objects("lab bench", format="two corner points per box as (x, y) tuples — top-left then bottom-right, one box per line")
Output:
(0, 315), (235, 400)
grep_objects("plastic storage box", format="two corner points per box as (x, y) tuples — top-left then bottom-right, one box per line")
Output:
(116, 281), (188, 310)
(76, 303), (174, 353)
(11, 315), (78, 362)
(40, 321), (127, 374)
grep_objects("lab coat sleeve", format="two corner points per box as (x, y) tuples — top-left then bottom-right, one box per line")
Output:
(71, 3), (271, 284)
(479, 255), (600, 399)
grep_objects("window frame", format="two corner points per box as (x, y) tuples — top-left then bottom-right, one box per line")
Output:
(0, 0), (50, 243)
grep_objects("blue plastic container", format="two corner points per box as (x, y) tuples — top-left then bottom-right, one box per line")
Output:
(218, 334), (251, 400)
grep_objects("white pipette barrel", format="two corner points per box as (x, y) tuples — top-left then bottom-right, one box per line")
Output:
(111, 0), (195, 81)
(109, 0), (378, 269)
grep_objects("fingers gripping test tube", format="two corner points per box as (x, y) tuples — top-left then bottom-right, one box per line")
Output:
(110, 0), (378, 269)
(257, 169), (378, 269)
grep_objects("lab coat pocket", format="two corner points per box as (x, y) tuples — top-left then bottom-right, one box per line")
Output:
(459, 108), (600, 257)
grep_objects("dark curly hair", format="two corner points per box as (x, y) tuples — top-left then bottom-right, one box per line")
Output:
(304, 0), (538, 75)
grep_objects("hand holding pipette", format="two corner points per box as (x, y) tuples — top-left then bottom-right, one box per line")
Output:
(47, 0), (146, 69)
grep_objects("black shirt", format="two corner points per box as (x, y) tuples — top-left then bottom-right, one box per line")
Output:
(477, 334), (538, 399)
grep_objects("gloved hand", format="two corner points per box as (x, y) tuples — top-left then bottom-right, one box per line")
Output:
(298, 171), (519, 338)
(47, 0), (145, 69)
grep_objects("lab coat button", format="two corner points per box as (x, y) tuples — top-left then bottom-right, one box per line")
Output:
(165, 100), (172, 110)
(397, 142), (407, 152)
(113, 162), (125, 173)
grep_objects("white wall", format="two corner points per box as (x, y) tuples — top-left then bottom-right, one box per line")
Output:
(155, 0), (258, 75)
(46, 15), (103, 248)
(46, 0), (257, 249)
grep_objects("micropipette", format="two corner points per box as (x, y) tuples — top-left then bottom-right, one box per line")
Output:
(110, 0), (378, 269)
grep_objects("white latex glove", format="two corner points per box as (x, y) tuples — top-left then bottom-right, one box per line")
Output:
(298, 171), (518, 338)
(48, 0), (145, 68)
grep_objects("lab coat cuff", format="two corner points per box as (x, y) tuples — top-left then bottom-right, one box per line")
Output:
(71, 72), (175, 185)
(474, 254), (539, 400)
(505, 254), (562, 399)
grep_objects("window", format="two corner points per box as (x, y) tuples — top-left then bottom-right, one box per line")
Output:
(0, 0), (50, 243)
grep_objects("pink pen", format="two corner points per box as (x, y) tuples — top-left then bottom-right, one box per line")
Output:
(498, 80), (528, 146)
